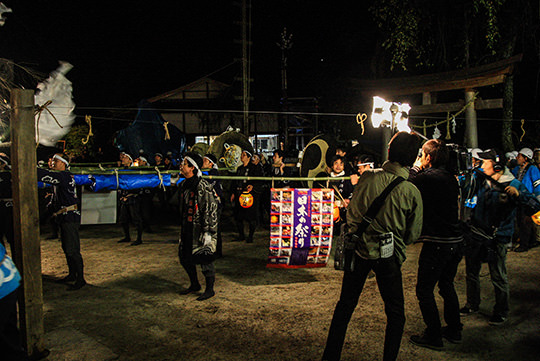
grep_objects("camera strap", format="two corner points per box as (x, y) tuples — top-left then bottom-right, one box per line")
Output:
(353, 176), (405, 239)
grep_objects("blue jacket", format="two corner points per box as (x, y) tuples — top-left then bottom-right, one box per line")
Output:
(464, 168), (538, 243)
(511, 164), (540, 199)
(0, 243), (21, 299)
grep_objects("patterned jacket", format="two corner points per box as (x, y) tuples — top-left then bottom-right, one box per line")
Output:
(179, 176), (219, 254)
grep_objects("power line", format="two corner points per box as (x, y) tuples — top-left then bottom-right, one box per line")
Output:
(14, 104), (540, 124)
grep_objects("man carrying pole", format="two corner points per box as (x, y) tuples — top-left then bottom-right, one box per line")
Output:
(37, 153), (86, 290)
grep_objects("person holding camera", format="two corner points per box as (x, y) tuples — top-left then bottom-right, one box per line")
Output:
(460, 149), (539, 325)
(408, 139), (464, 350)
(322, 132), (423, 361)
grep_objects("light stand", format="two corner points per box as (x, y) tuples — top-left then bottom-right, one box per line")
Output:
(371, 96), (412, 161)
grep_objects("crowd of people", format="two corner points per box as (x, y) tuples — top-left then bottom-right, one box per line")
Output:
(1, 137), (540, 360)
(322, 137), (540, 360)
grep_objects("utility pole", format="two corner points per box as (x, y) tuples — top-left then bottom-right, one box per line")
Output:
(241, 0), (249, 135)
(233, 0), (253, 136)
(277, 27), (293, 149)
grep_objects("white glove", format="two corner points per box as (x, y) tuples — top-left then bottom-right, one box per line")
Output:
(202, 232), (216, 253)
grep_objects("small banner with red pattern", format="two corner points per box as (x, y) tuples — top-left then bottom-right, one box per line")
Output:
(267, 188), (334, 268)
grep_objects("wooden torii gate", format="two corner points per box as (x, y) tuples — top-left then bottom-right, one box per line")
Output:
(351, 54), (522, 153)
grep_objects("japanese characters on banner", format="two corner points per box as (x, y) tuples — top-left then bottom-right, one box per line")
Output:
(267, 188), (334, 268)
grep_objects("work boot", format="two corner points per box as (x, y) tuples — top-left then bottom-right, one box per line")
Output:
(136, 224), (144, 242)
(67, 280), (87, 291)
(459, 305), (479, 316)
(441, 326), (462, 344)
(409, 332), (443, 351)
(179, 285), (202, 295)
(488, 314), (507, 326)
(56, 256), (77, 283)
(67, 256), (86, 291)
(55, 274), (76, 284)
(197, 275), (215, 301)
(180, 265), (201, 294)
(514, 245), (529, 253)
(130, 239), (142, 246)
(118, 223), (131, 242)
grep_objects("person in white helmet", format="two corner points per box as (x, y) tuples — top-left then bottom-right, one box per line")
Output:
(511, 148), (540, 252)
(505, 151), (518, 169)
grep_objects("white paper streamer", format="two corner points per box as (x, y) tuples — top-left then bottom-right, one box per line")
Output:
(35, 62), (76, 146)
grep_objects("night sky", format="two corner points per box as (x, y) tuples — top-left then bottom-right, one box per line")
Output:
(0, 0), (538, 148)
(0, 1), (374, 108)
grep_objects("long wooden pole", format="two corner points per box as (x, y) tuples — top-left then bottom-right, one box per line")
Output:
(10, 89), (45, 358)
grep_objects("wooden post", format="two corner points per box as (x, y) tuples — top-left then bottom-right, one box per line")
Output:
(464, 89), (478, 148)
(10, 89), (45, 358)
(422, 92), (431, 106)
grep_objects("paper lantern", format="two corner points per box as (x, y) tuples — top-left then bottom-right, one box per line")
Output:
(532, 211), (540, 225)
(239, 192), (254, 208)
(333, 204), (341, 222)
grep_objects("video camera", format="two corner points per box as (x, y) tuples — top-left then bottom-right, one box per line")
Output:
(446, 144), (472, 175)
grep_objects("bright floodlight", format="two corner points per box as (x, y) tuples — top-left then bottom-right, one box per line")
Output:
(371, 96), (411, 132)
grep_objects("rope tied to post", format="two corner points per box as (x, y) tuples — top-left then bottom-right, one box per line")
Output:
(155, 166), (165, 189)
(114, 169), (119, 190)
(412, 92), (478, 138)
(34, 100), (62, 147)
(81, 115), (93, 145)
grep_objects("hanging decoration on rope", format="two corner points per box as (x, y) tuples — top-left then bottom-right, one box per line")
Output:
(81, 115), (93, 145)
(411, 92), (478, 139)
(432, 125), (441, 139)
(356, 113), (367, 135)
(163, 121), (171, 140)
(520, 119), (526, 142)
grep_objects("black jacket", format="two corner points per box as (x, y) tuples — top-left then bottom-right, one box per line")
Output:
(409, 166), (463, 243)
(37, 168), (81, 223)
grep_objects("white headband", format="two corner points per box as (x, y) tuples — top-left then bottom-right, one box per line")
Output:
(138, 156), (148, 164)
(203, 156), (218, 169)
(357, 162), (374, 167)
(185, 156), (202, 177)
(53, 154), (69, 167)
(121, 152), (133, 161)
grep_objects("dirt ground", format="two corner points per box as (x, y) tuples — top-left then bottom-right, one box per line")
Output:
(37, 206), (540, 361)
